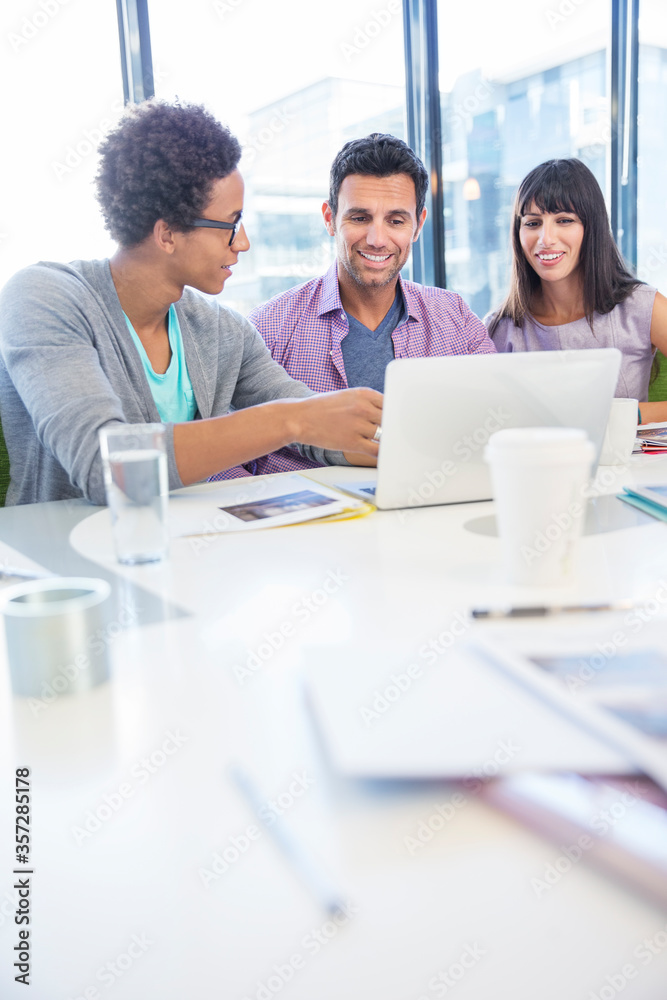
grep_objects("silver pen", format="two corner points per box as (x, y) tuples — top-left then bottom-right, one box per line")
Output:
(229, 765), (346, 917)
(471, 600), (638, 620)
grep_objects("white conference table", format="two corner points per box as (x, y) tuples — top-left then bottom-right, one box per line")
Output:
(1, 455), (667, 1000)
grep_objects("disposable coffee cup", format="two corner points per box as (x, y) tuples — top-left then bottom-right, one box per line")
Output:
(599, 398), (638, 465)
(99, 423), (169, 565)
(1, 577), (112, 698)
(484, 428), (595, 586)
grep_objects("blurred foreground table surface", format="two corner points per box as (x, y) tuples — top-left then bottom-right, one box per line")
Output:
(1, 457), (667, 1000)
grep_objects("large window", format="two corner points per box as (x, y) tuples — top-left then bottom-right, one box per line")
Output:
(148, 0), (406, 313)
(437, 0), (610, 318)
(637, 0), (667, 291)
(0, 1), (662, 321)
(0, 1), (123, 289)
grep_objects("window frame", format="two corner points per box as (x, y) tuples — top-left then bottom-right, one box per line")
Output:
(116, 0), (639, 286)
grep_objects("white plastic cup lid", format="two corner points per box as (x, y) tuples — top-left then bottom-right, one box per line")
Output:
(484, 427), (594, 465)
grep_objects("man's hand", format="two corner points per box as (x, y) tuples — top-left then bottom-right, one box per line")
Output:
(284, 387), (383, 458)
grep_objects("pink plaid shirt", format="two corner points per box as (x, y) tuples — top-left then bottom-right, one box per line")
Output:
(210, 264), (495, 479)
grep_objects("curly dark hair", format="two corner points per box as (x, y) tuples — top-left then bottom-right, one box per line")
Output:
(95, 100), (242, 248)
(328, 133), (429, 220)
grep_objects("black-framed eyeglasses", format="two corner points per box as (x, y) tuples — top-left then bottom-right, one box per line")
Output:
(191, 217), (242, 246)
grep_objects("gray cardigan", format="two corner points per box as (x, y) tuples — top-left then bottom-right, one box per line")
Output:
(0, 259), (340, 506)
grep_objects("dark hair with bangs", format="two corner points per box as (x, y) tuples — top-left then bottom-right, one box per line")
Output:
(96, 100), (241, 248)
(488, 158), (641, 334)
(328, 133), (429, 220)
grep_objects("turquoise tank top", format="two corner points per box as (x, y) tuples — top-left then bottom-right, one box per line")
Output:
(124, 304), (197, 423)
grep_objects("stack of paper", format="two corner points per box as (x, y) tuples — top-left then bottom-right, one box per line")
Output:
(637, 422), (667, 453)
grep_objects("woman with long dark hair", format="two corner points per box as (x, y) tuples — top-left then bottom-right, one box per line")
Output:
(486, 158), (667, 423)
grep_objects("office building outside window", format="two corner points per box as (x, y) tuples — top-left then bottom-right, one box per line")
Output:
(437, 0), (609, 319)
(3, 0), (663, 327)
(148, 0), (406, 314)
(637, 0), (667, 292)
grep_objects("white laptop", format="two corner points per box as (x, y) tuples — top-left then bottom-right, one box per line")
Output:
(341, 348), (621, 510)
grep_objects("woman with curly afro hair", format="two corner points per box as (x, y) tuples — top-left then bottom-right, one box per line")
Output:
(0, 100), (381, 506)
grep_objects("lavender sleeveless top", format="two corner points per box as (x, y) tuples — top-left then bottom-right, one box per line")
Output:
(486, 284), (657, 399)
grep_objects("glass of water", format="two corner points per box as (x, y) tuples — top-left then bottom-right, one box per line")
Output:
(99, 424), (169, 565)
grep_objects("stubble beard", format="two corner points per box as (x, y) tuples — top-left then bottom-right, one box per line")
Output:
(342, 250), (403, 290)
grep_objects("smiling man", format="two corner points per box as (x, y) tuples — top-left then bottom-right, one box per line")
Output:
(244, 133), (495, 477)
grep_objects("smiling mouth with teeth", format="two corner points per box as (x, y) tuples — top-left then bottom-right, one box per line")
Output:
(537, 252), (564, 260)
(359, 251), (391, 262)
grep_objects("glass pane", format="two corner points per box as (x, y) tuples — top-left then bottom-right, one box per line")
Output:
(637, 1), (667, 292)
(148, 0), (406, 312)
(0, 2), (123, 289)
(437, 0), (609, 318)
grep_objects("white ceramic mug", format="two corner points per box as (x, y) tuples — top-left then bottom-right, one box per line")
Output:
(598, 398), (638, 466)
